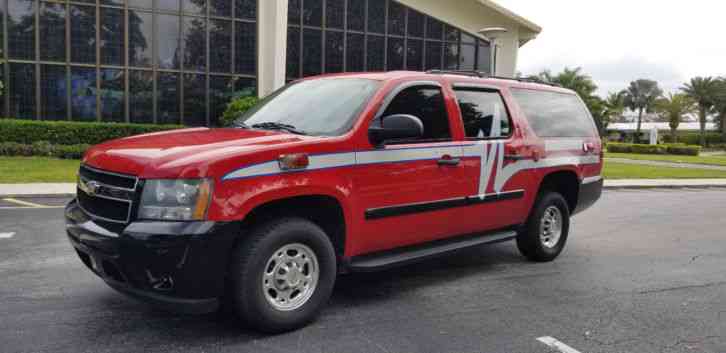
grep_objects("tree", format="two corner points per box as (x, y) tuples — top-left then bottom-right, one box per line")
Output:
(681, 77), (719, 146)
(623, 79), (663, 143)
(712, 78), (726, 141)
(655, 93), (694, 143)
(600, 92), (626, 133)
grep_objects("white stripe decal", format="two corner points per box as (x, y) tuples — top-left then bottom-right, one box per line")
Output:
(546, 139), (584, 152)
(222, 144), (600, 184)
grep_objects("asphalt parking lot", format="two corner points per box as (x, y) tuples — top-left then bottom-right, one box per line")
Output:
(1, 189), (725, 353)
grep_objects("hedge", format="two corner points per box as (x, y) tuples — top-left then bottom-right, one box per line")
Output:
(0, 141), (89, 159)
(0, 119), (184, 145)
(607, 142), (701, 156)
(662, 132), (724, 146)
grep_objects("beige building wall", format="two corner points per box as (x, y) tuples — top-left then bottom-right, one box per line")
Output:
(257, 0), (540, 96)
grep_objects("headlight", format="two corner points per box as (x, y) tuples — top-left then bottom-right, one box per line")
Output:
(139, 179), (213, 221)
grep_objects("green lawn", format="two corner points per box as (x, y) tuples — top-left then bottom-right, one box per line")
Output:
(2, 156), (726, 183)
(606, 152), (726, 166)
(604, 162), (726, 179)
(0, 157), (80, 183)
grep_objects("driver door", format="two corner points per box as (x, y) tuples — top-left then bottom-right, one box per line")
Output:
(351, 83), (472, 255)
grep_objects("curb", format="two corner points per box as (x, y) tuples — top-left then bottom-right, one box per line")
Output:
(0, 193), (76, 199)
(603, 184), (726, 190)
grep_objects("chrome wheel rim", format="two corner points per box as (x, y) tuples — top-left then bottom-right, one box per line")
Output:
(540, 206), (563, 248)
(262, 243), (319, 311)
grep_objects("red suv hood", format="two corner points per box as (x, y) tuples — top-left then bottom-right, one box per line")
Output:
(83, 128), (311, 178)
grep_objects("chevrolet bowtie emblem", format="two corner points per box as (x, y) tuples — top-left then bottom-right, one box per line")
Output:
(80, 179), (101, 196)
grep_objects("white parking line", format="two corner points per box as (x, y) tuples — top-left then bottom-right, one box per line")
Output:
(3, 198), (49, 208)
(0, 232), (15, 239)
(1, 198), (62, 209)
(537, 336), (583, 353)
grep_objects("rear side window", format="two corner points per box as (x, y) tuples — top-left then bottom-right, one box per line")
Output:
(510, 88), (596, 137)
(454, 89), (511, 139)
(381, 86), (451, 142)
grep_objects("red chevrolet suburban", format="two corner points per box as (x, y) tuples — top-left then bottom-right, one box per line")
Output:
(65, 71), (603, 332)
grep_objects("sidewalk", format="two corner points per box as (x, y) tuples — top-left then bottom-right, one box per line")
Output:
(2, 179), (726, 197)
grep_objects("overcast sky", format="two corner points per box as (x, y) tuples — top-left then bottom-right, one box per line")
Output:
(496, 0), (726, 96)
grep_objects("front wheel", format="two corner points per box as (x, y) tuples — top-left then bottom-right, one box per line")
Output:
(516, 192), (570, 262)
(227, 218), (337, 333)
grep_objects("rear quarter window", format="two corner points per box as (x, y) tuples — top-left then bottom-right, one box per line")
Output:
(510, 88), (597, 138)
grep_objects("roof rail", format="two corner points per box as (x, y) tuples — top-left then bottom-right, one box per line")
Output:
(425, 70), (562, 87)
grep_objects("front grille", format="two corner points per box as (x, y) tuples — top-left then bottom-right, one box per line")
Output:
(79, 165), (137, 190)
(77, 165), (138, 223)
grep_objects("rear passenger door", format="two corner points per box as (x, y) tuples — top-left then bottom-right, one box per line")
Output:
(452, 84), (532, 232)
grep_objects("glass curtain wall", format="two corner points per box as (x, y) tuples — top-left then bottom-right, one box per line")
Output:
(286, 0), (491, 81)
(1, 0), (258, 126)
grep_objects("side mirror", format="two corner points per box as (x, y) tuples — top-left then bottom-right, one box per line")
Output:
(368, 114), (424, 146)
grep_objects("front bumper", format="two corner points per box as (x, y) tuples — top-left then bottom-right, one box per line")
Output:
(65, 200), (239, 314)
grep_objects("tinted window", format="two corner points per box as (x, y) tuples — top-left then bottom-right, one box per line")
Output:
(40, 3), (66, 62)
(40, 65), (68, 120)
(157, 14), (180, 69)
(101, 8), (125, 66)
(129, 70), (154, 123)
(381, 86), (451, 141)
(511, 89), (596, 137)
(71, 67), (97, 121)
(8, 0), (35, 60)
(325, 30), (344, 73)
(235, 21), (256, 75)
(302, 29), (322, 76)
(129, 11), (153, 67)
(100, 69), (125, 122)
(183, 16), (207, 71)
(210, 19), (232, 73)
(238, 78), (380, 136)
(71, 6), (96, 64)
(346, 33), (365, 72)
(454, 89), (511, 139)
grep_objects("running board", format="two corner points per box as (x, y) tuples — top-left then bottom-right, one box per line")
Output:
(347, 230), (517, 272)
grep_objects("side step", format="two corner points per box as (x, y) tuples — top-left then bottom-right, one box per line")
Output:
(347, 230), (517, 272)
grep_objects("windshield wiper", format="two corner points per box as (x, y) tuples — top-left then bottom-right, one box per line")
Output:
(251, 122), (308, 135)
(232, 121), (250, 129)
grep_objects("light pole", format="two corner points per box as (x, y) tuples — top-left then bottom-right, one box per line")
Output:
(477, 27), (508, 76)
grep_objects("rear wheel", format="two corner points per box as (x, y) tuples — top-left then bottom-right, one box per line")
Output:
(517, 192), (570, 262)
(227, 218), (337, 333)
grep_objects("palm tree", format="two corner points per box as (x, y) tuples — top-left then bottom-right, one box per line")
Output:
(655, 93), (694, 143)
(623, 79), (663, 143)
(713, 78), (726, 141)
(602, 92), (626, 129)
(533, 67), (598, 101)
(681, 77), (719, 146)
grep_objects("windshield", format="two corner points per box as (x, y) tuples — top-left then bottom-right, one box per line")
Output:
(236, 78), (381, 136)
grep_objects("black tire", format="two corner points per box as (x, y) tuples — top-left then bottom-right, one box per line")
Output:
(516, 191), (570, 262)
(227, 217), (337, 333)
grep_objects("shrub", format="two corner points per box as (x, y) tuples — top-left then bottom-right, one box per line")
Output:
(220, 96), (260, 127)
(0, 119), (183, 145)
(606, 142), (632, 153)
(630, 144), (667, 155)
(662, 132), (723, 146)
(664, 144), (701, 156)
(0, 141), (89, 159)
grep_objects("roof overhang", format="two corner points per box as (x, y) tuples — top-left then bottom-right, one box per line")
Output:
(476, 0), (542, 46)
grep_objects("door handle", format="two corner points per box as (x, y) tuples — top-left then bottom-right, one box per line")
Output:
(437, 155), (461, 166)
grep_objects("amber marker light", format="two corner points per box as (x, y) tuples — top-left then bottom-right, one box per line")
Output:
(192, 179), (213, 220)
(278, 153), (310, 171)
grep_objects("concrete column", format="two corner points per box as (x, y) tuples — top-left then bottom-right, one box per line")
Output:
(257, 0), (289, 97)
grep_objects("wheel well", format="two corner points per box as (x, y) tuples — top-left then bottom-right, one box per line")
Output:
(241, 195), (347, 257)
(538, 171), (579, 212)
